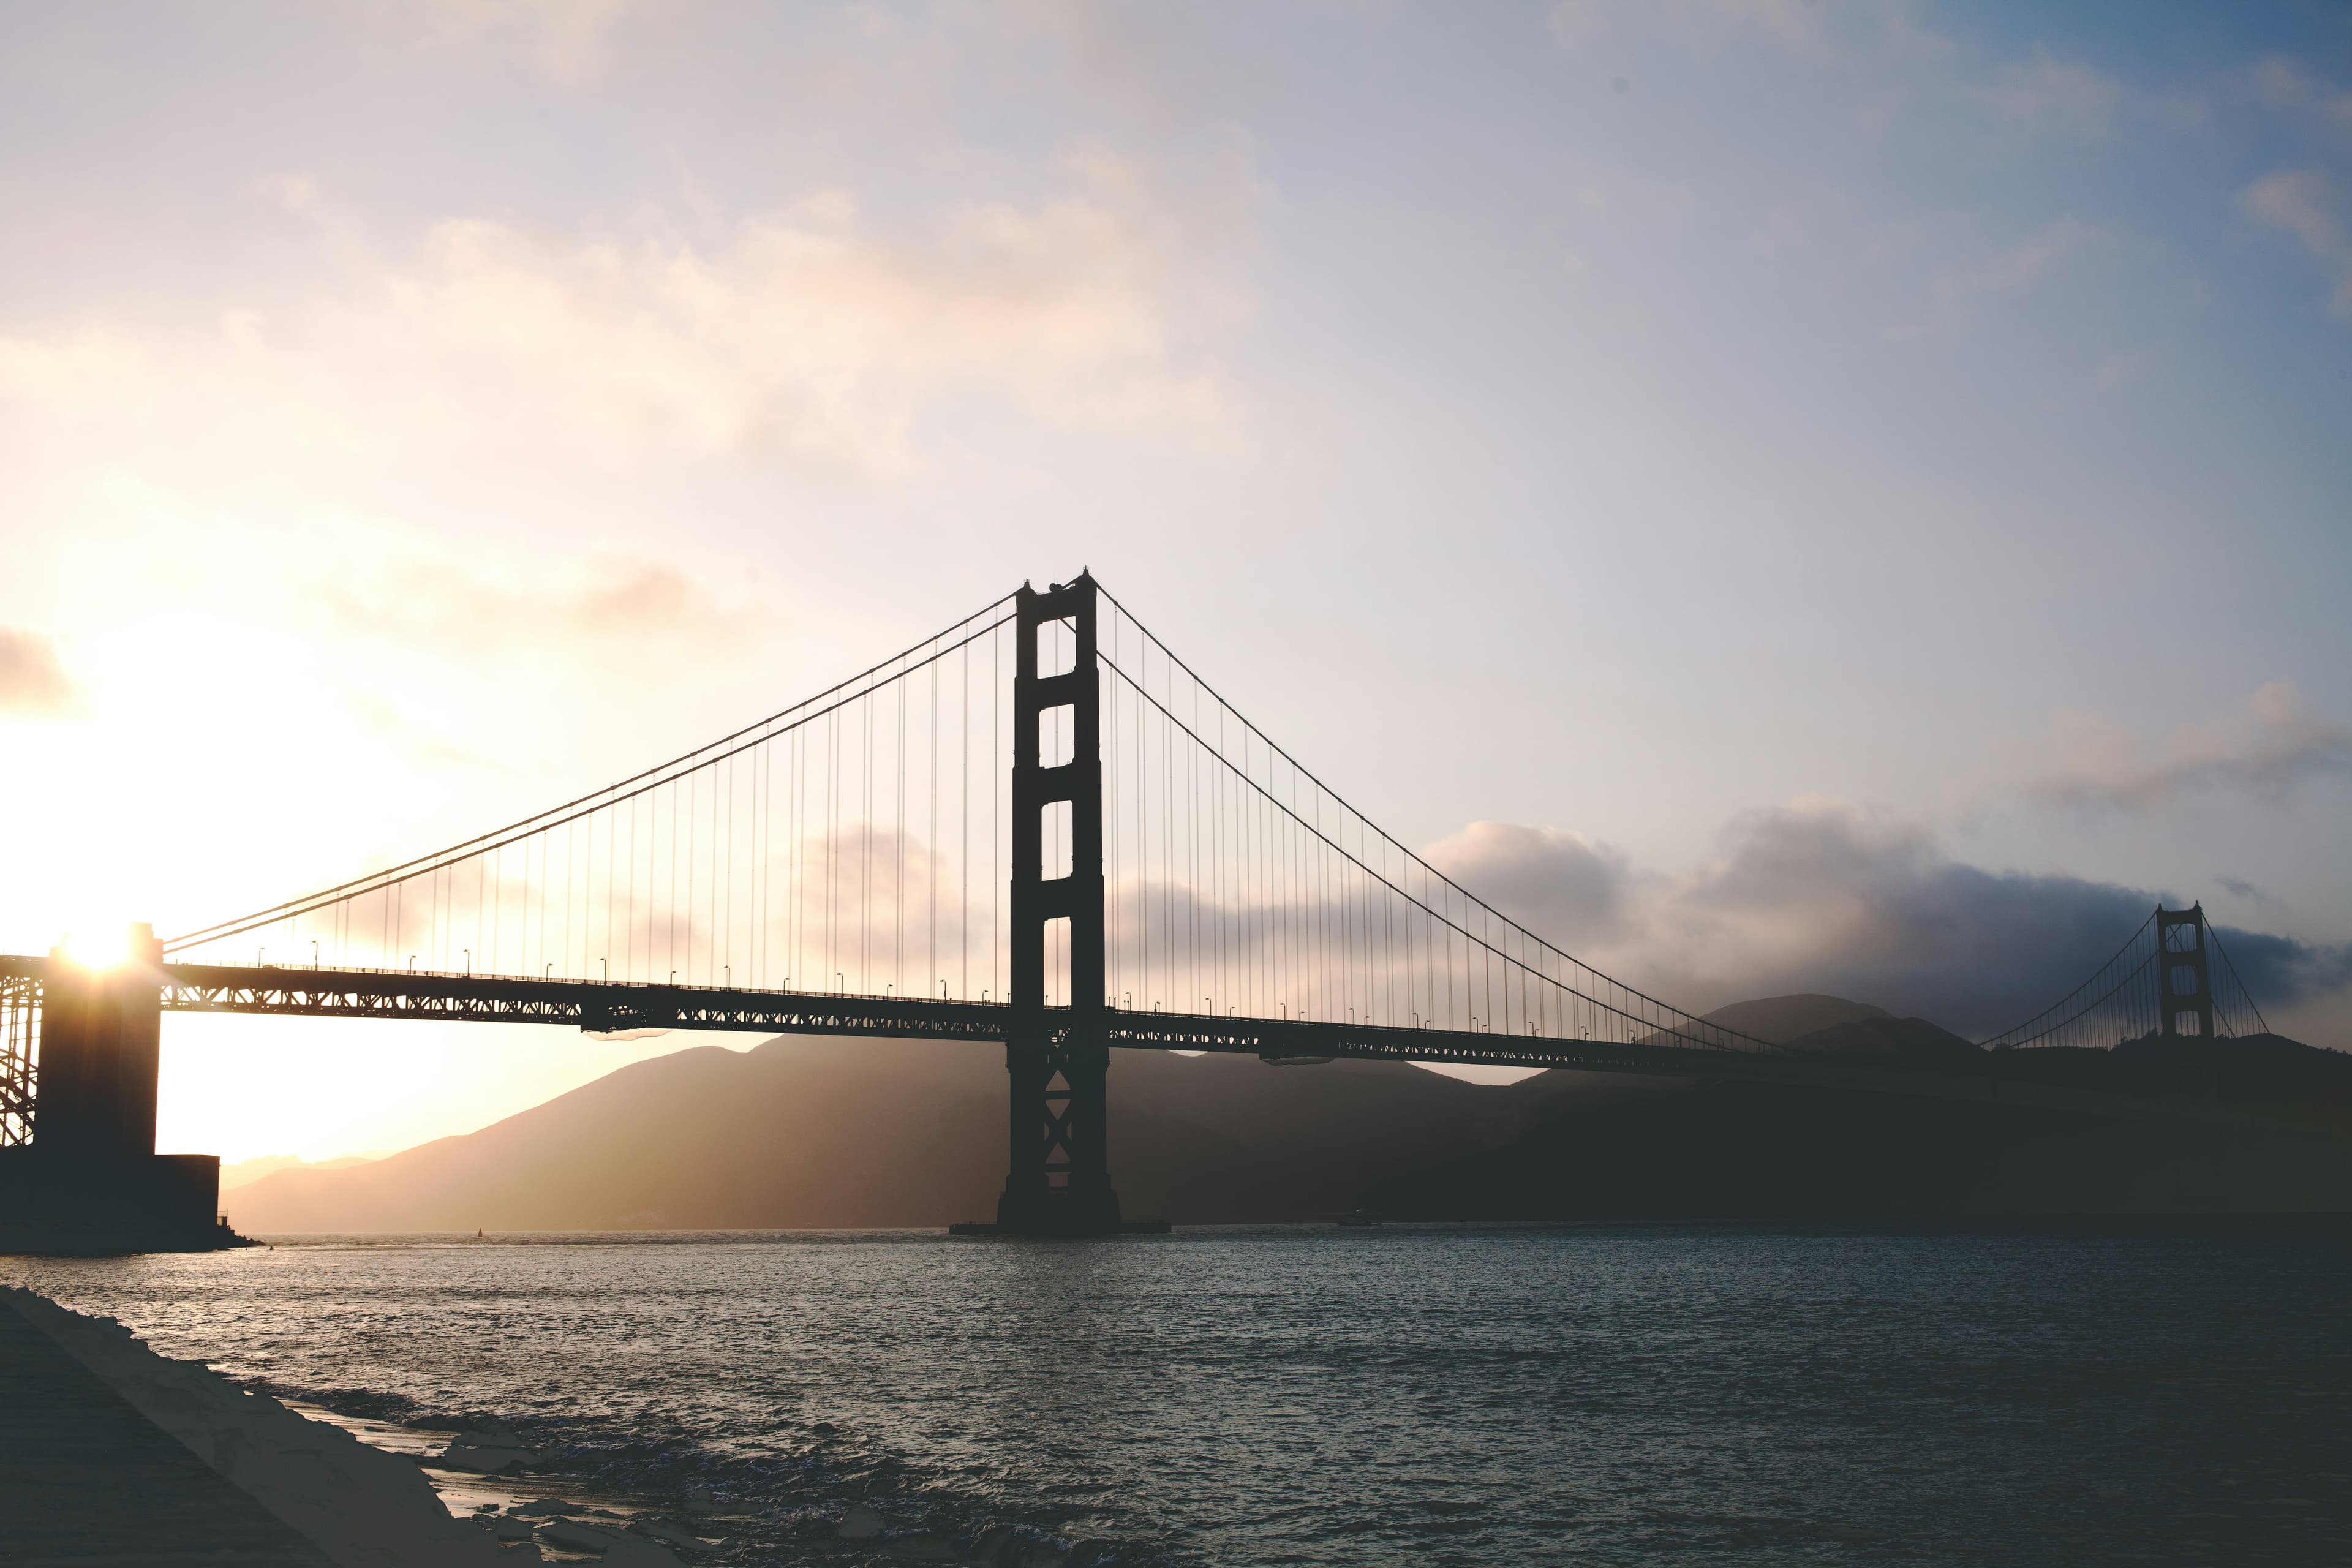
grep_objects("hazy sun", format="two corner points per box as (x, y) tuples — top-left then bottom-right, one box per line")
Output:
(61, 925), (132, 970)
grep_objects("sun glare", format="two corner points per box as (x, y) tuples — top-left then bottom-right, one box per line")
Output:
(61, 925), (132, 970)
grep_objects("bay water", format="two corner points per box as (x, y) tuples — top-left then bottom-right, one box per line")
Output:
(7, 1224), (2349, 1564)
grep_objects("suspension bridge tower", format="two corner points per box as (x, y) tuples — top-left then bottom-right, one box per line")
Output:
(992, 573), (1129, 1234)
(2155, 902), (2219, 1101)
(2154, 902), (2211, 1048)
(2157, 904), (2217, 1043)
(987, 576), (1133, 1241)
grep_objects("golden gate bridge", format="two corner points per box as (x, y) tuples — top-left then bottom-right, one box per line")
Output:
(0, 572), (2288, 1243)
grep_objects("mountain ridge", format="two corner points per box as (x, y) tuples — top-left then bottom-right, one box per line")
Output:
(225, 996), (2352, 1231)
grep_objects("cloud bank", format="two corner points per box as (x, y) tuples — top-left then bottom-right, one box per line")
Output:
(1430, 797), (2352, 1042)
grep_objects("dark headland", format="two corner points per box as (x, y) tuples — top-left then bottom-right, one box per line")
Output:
(225, 995), (2352, 1234)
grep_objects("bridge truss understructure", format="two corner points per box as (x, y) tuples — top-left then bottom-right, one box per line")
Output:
(0, 953), (2247, 1142)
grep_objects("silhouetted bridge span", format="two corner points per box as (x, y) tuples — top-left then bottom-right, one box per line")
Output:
(0, 572), (2298, 1242)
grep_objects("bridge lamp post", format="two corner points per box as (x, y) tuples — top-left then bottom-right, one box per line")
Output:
(311, 940), (318, 970)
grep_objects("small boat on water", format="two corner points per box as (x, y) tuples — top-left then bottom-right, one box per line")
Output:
(1336, 1208), (1382, 1227)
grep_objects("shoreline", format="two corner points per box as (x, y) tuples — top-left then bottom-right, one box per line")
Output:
(0, 1286), (701, 1567)
(2, 1280), (1129, 1567)
(234, 1208), (2352, 1246)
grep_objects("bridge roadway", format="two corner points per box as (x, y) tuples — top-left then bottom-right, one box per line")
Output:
(0, 954), (2294, 1131)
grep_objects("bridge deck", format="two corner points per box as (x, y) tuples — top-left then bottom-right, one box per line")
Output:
(2, 955), (2325, 1133)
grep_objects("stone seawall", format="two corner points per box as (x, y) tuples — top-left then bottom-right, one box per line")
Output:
(0, 1286), (502, 1566)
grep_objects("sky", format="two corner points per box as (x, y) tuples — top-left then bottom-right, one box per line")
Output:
(1, 0), (2347, 1161)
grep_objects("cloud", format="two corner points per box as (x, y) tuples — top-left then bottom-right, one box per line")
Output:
(1428, 797), (2352, 1042)
(1989, 48), (2125, 142)
(2205, 923), (2352, 1025)
(1887, 216), (2100, 339)
(1641, 798), (2161, 1033)
(2250, 56), (2352, 138)
(0, 628), (79, 717)
(319, 552), (760, 669)
(2243, 168), (2352, 320)
(1545, 0), (1937, 60)
(2027, 682), (2351, 812)
(1947, 216), (2098, 296)
(378, 163), (1233, 469)
(344, 692), (484, 772)
(1110, 790), (2342, 1048)
(1948, 215), (2096, 299)
(1550, 0), (1822, 50)
(0, 328), (148, 413)
(0, 154), (1246, 479)
(1423, 822), (1629, 949)
(412, 0), (650, 84)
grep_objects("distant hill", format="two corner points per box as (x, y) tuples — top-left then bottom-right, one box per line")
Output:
(1696, 993), (1891, 1043)
(225, 1039), (1510, 1231)
(226, 1000), (2352, 1232)
(220, 1153), (382, 1193)
(1784, 1015), (1982, 1061)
